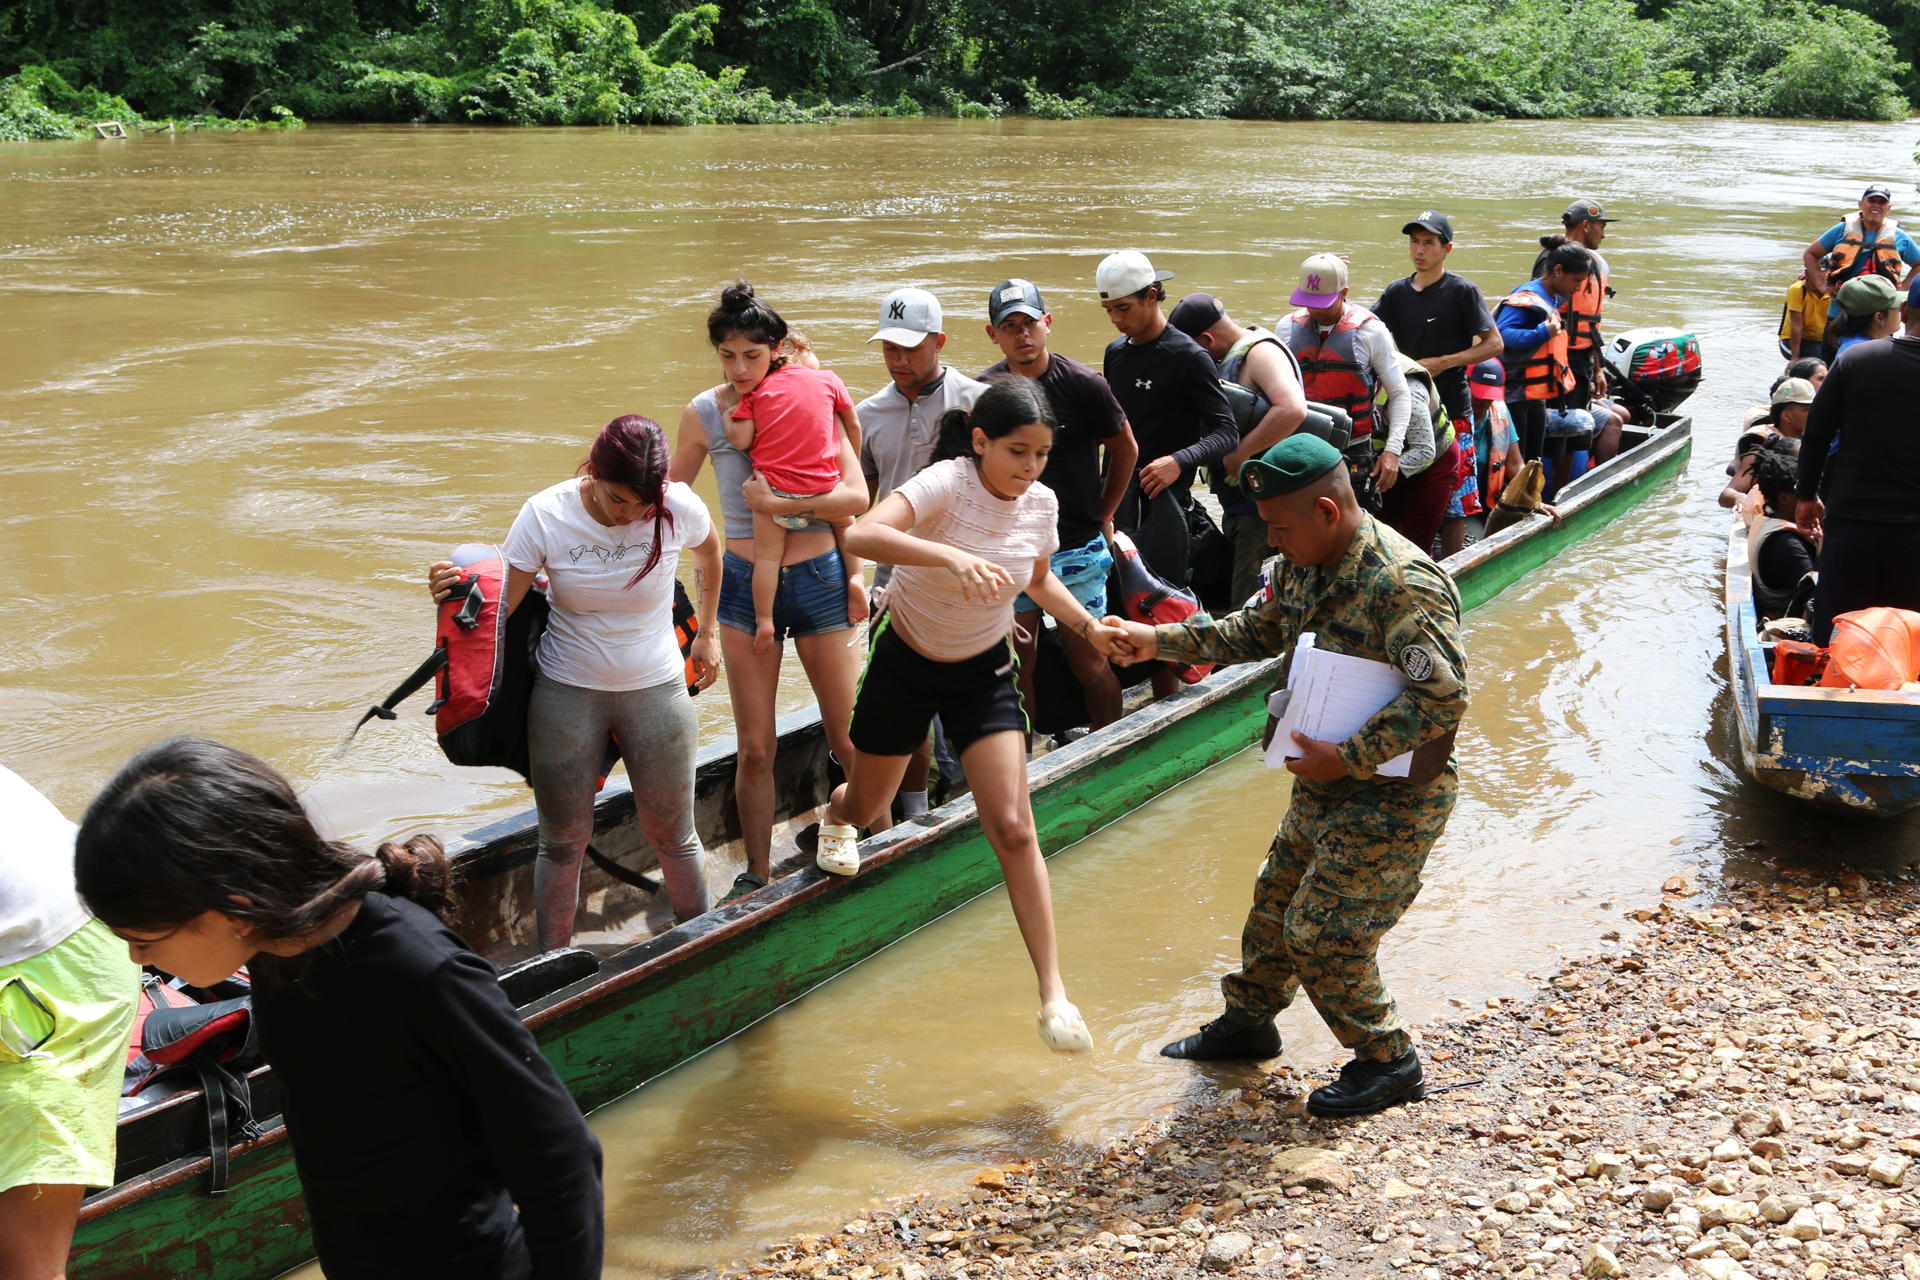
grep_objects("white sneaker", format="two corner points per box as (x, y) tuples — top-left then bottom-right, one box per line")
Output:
(815, 822), (861, 876)
(1037, 999), (1093, 1053)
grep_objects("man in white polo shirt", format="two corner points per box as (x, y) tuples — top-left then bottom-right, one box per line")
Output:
(857, 287), (987, 817)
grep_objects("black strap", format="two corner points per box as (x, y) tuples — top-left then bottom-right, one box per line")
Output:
(196, 1058), (230, 1195)
(350, 647), (448, 737)
(193, 1057), (261, 1197)
(585, 843), (660, 894)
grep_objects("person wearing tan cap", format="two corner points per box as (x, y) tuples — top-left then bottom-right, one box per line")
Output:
(1720, 377), (1812, 510)
(1280, 252), (1411, 495)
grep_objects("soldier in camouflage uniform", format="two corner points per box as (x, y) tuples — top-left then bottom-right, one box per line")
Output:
(1109, 433), (1467, 1117)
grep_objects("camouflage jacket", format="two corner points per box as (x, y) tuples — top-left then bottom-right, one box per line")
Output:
(1155, 514), (1468, 782)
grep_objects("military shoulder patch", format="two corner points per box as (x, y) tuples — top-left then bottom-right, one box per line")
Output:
(1399, 644), (1435, 681)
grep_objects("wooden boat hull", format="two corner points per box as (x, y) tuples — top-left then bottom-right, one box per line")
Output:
(70, 416), (1692, 1280)
(1723, 520), (1920, 818)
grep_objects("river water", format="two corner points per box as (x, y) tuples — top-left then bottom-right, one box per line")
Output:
(4, 117), (1916, 1277)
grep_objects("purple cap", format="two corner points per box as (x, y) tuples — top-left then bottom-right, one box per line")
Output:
(1289, 253), (1348, 308)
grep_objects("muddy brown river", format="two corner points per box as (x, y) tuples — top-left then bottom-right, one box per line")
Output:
(4, 117), (1915, 1277)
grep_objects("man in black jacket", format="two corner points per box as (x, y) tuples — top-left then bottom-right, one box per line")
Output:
(1794, 277), (1920, 643)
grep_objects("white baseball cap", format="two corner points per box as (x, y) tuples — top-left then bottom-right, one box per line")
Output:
(1096, 250), (1174, 300)
(1290, 253), (1349, 308)
(868, 288), (944, 346)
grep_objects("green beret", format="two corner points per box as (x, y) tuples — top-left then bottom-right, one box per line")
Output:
(1240, 433), (1343, 500)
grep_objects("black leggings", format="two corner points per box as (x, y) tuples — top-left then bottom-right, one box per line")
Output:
(1810, 517), (1920, 645)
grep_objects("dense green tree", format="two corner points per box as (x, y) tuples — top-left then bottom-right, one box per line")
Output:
(0, 0), (1910, 134)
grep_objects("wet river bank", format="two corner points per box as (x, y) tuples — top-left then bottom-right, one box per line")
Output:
(736, 865), (1920, 1280)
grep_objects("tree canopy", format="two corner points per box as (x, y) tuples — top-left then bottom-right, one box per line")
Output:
(1, 0), (1909, 139)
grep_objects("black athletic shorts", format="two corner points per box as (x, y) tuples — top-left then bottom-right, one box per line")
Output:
(849, 619), (1026, 757)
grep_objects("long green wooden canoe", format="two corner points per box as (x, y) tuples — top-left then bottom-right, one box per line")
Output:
(69, 414), (1691, 1280)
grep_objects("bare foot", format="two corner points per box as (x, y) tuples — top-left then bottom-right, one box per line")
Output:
(753, 619), (775, 655)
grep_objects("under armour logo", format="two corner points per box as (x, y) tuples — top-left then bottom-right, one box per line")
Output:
(887, 300), (906, 320)
(1307, 274), (1323, 290)
(1136, 378), (1153, 390)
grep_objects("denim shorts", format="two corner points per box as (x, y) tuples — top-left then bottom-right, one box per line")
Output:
(719, 547), (851, 639)
(1014, 532), (1112, 615)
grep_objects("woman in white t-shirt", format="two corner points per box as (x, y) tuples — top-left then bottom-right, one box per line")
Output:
(815, 378), (1128, 1053)
(431, 415), (722, 949)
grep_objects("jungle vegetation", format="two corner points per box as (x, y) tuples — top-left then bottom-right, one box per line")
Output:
(0, 0), (1910, 140)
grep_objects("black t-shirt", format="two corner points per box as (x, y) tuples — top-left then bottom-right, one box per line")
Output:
(1798, 335), (1920, 523)
(980, 353), (1125, 549)
(1103, 324), (1237, 498)
(255, 894), (604, 1280)
(1757, 526), (1818, 592)
(1371, 272), (1495, 420)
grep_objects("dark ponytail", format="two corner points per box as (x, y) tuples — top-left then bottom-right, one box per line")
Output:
(1531, 233), (1569, 279)
(930, 375), (1058, 465)
(706, 279), (789, 363)
(1540, 241), (1595, 280)
(74, 738), (460, 943)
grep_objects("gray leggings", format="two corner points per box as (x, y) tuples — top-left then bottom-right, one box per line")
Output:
(528, 671), (710, 948)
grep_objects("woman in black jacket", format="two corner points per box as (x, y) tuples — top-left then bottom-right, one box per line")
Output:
(74, 737), (603, 1280)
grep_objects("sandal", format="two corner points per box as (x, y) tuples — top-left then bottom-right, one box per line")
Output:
(815, 822), (861, 877)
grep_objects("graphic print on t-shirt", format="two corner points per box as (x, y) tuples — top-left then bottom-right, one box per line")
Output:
(568, 539), (652, 564)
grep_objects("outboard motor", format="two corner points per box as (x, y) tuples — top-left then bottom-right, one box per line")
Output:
(1603, 327), (1703, 421)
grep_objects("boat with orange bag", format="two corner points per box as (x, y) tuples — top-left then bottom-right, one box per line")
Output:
(1723, 518), (1920, 817)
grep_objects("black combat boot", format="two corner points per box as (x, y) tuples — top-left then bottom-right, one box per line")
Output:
(1306, 1049), (1425, 1116)
(1159, 1013), (1282, 1061)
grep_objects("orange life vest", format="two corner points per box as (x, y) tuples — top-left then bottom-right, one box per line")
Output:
(1562, 267), (1607, 351)
(1284, 305), (1381, 443)
(1823, 213), (1906, 288)
(1499, 290), (1575, 402)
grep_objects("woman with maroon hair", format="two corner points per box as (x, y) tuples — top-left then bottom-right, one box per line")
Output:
(430, 415), (721, 948)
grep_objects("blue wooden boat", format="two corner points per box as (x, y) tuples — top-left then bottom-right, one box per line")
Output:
(1723, 518), (1920, 817)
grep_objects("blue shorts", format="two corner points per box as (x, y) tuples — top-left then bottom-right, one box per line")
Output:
(719, 547), (851, 639)
(1014, 533), (1112, 615)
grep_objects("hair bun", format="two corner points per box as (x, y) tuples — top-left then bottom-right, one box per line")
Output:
(721, 280), (757, 313)
(373, 834), (457, 918)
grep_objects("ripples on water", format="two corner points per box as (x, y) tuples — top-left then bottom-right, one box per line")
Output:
(6, 117), (1918, 1277)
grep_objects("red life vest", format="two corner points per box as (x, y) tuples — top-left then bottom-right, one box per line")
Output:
(1499, 291), (1575, 402)
(1285, 305), (1380, 443)
(1562, 267), (1606, 352)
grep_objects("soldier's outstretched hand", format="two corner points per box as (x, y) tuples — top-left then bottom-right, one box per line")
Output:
(1283, 732), (1350, 783)
(1104, 617), (1157, 664)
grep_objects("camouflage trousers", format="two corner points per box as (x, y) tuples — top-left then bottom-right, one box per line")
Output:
(1221, 771), (1457, 1061)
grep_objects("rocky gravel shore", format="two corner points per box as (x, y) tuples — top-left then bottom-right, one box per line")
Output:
(734, 866), (1920, 1280)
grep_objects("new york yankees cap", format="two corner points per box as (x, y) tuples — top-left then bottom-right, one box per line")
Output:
(1402, 210), (1454, 243)
(1289, 253), (1349, 308)
(868, 287), (944, 346)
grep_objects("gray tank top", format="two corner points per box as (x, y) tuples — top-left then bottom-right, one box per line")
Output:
(693, 388), (832, 540)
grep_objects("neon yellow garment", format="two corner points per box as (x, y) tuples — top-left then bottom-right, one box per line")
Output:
(0, 917), (139, 1192)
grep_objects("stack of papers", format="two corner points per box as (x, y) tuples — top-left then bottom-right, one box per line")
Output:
(1264, 633), (1414, 778)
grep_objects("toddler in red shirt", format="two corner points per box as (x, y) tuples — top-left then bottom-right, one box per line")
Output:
(727, 361), (859, 653)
